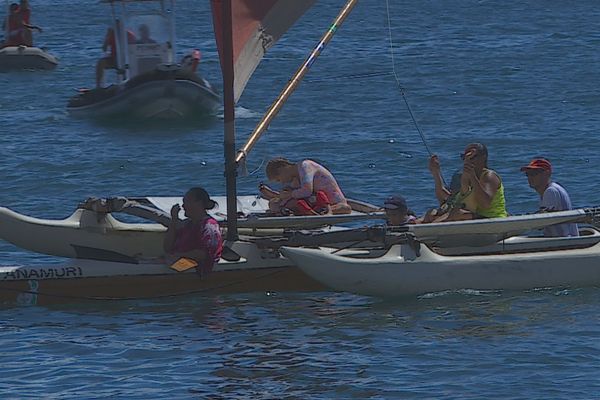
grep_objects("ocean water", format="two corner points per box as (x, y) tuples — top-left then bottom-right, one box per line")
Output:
(1, 0), (600, 398)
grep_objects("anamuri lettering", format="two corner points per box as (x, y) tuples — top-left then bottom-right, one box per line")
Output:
(2, 267), (83, 281)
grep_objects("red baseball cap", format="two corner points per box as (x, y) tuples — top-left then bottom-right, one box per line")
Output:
(520, 158), (552, 173)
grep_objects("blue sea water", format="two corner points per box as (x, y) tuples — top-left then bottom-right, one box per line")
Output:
(1, 0), (600, 398)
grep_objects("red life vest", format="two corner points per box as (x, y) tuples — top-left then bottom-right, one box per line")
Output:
(20, 8), (30, 25)
(6, 14), (24, 46)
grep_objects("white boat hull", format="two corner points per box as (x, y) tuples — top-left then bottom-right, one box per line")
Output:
(281, 233), (600, 297)
(0, 245), (322, 306)
(0, 195), (383, 262)
(67, 79), (220, 119)
(0, 46), (58, 71)
(0, 207), (166, 262)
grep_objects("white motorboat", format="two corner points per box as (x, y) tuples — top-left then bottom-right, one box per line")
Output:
(0, 45), (58, 71)
(0, 0), (58, 72)
(67, 0), (220, 119)
(281, 210), (600, 298)
(67, 67), (220, 119)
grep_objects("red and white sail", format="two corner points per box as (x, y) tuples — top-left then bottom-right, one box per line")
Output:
(211, 0), (316, 103)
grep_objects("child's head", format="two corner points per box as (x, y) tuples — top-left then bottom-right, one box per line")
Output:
(383, 194), (409, 226)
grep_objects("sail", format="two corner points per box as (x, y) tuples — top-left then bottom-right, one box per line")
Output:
(211, 0), (317, 103)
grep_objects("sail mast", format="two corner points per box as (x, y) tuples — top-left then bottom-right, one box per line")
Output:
(222, 0), (238, 241)
(235, 0), (359, 165)
(5, 1), (9, 43)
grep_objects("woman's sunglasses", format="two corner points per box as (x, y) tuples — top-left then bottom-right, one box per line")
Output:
(460, 152), (478, 160)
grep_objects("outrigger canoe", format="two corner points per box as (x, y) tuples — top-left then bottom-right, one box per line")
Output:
(280, 209), (600, 298)
(0, 243), (324, 306)
(0, 195), (384, 306)
(0, 195), (383, 262)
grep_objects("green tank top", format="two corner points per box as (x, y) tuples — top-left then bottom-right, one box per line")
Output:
(475, 169), (508, 218)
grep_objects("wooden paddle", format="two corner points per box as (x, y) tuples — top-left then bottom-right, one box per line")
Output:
(169, 257), (198, 272)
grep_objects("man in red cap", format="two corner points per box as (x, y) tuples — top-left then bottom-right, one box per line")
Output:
(521, 158), (578, 237)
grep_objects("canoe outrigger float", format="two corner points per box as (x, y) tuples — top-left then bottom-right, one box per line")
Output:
(281, 209), (600, 298)
(67, 0), (220, 119)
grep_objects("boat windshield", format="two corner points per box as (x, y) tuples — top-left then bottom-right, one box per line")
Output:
(122, 14), (174, 77)
(126, 14), (171, 45)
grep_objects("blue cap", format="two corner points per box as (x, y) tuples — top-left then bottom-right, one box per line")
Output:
(383, 194), (408, 211)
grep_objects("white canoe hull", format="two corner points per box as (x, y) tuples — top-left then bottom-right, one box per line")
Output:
(281, 234), (600, 298)
(0, 46), (58, 71)
(67, 79), (220, 119)
(0, 207), (166, 262)
(0, 243), (322, 306)
(0, 196), (383, 262)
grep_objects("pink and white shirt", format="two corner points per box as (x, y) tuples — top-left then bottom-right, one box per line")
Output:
(291, 160), (347, 205)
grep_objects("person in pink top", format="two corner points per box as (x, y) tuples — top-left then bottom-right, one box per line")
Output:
(163, 187), (223, 276)
(260, 158), (352, 215)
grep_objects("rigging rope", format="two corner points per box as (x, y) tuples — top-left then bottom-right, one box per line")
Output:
(304, 70), (393, 83)
(237, 156), (266, 181)
(384, 0), (434, 158)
